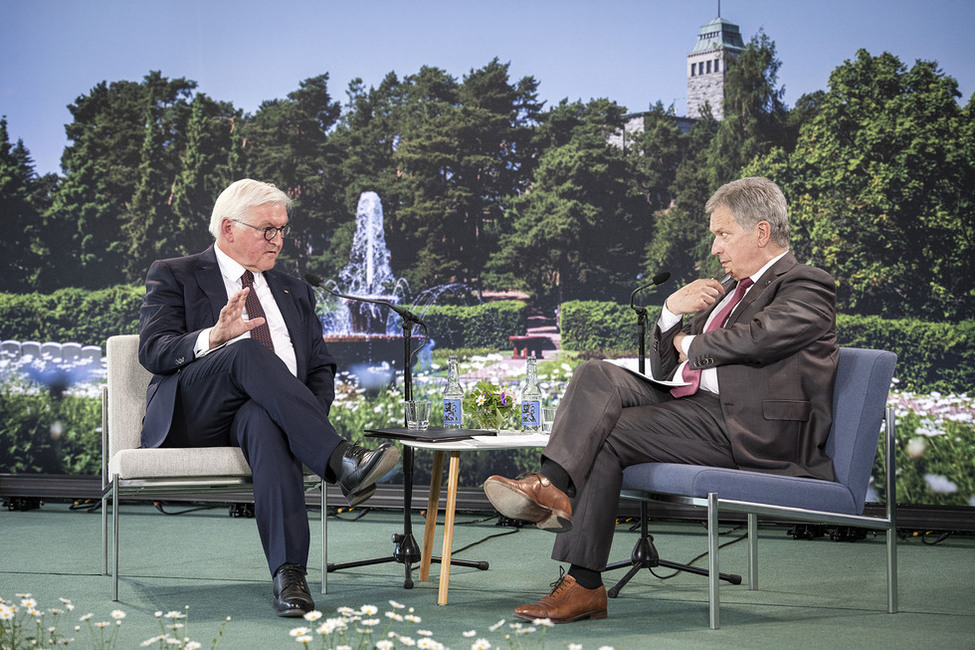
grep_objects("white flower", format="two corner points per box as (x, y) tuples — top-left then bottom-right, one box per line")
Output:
(376, 642), (395, 650)
(185, 642), (202, 650)
(360, 604), (379, 615)
(924, 473), (958, 494)
(463, 630), (477, 637)
(532, 617), (554, 627)
(79, 613), (93, 621)
(488, 619), (505, 631)
(471, 639), (492, 650)
(20, 597), (37, 608)
(111, 609), (126, 620)
(906, 438), (927, 459)
(295, 636), (313, 643)
(289, 626), (311, 637)
(388, 600), (406, 609)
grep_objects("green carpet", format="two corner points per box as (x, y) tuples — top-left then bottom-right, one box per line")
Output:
(1, 500), (972, 648)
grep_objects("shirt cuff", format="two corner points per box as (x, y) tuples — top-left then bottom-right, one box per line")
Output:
(658, 304), (682, 332)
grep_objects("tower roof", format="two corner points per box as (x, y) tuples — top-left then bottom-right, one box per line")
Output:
(689, 17), (745, 54)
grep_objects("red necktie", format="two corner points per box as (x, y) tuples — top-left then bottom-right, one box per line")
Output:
(240, 270), (275, 351)
(670, 277), (753, 398)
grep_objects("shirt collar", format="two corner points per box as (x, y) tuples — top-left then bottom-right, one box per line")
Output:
(747, 250), (789, 285)
(214, 243), (262, 287)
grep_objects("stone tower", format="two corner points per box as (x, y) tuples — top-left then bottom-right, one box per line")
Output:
(686, 16), (745, 120)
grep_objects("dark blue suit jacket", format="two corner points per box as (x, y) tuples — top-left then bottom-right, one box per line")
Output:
(138, 245), (337, 448)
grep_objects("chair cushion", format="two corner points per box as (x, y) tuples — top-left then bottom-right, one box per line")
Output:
(109, 447), (252, 479)
(622, 463), (859, 515)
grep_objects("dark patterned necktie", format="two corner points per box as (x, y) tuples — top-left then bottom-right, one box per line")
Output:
(670, 277), (754, 398)
(240, 270), (275, 351)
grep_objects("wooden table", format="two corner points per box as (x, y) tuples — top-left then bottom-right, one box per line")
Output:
(402, 432), (549, 604)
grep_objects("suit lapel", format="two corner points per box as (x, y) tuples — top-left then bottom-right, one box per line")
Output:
(726, 252), (798, 326)
(194, 246), (230, 326)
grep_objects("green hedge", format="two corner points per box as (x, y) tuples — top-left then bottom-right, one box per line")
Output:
(560, 300), (974, 394)
(561, 300), (661, 353)
(0, 285), (142, 347)
(835, 314), (975, 393)
(420, 300), (527, 350)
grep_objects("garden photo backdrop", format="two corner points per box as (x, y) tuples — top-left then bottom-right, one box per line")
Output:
(1, 30), (973, 511)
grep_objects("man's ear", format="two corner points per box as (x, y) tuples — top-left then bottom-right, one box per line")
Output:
(755, 220), (772, 247)
(220, 217), (235, 241)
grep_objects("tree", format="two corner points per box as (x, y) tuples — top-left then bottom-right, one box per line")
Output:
(753, 50), (975, 320)
(241, 74), (345, 279)
(390, 60), (543, 290)
(489, 99), (648, 307)
(0, 117), (41, 291)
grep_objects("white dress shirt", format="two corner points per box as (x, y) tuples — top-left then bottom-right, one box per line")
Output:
(192, 245), (298, 377)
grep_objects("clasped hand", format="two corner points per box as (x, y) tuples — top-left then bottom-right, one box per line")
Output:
(208, 288), (266, 349)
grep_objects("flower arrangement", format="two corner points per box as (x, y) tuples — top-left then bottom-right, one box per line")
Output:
(462, 379), (516, 432)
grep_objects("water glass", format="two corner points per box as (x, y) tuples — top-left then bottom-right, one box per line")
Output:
(542, 406), (559, 433)
(404, 400), (431, 430)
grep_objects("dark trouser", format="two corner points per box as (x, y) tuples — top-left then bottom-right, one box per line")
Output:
(541, 360), (737, 571)
(163, 339), (342, 575)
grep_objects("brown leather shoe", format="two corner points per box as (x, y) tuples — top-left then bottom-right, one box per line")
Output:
(514, 571), (607, 623)
(483, 473), (572, 532)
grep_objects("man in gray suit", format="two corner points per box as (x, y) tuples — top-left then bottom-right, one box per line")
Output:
(484, 177), (838, 623)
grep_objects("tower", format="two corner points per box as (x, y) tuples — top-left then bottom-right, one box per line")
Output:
(686, 16), (744, 120)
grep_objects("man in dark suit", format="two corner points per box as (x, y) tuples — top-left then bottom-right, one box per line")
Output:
(484, 177), (838, 623)
(139, 179), (400, 617)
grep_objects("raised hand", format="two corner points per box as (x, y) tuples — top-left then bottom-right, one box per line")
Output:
(208, 288), (266, 349)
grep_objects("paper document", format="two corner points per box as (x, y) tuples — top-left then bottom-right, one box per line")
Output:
(607, 358), (690, 387)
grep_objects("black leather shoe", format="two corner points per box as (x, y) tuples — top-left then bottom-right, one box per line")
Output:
(334, 442), (400, 507)
(272, 564), (314, 618)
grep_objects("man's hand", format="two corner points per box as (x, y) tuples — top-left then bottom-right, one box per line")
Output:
(208, 288), (265, 349)
(673, 332), (689, 362)
(665, 278), (726, 315)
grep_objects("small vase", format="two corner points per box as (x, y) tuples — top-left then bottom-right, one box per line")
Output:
(470, 411), (511, 433)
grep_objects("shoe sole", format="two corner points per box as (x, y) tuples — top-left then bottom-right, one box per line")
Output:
(483, 480), (572, 533)
(345, 446), (401, 506)
(513, 608), (607, 623)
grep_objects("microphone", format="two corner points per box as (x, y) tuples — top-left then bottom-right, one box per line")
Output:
(630, 271), (671, 310)
(304, 273), (426, 327)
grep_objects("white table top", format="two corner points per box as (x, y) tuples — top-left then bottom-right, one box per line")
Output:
(400, 431), (550, 451)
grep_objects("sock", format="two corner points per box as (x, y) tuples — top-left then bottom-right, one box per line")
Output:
(326, 441), (352, 481)
(540, 458), (575, 497)
(568, 564), (603, 590)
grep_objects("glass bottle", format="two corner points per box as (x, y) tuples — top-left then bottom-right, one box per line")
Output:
(442, 356), (464, 428)
(520, 354), (542, 432)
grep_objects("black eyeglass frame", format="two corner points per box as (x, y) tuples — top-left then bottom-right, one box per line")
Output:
(231, 218), (292, 241)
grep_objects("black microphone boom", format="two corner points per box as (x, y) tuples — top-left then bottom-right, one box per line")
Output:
(304, 273), (426, 327)
(629, 271), (671, 310)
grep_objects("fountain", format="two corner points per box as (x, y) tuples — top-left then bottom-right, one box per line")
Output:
(317, 192), (415, 388)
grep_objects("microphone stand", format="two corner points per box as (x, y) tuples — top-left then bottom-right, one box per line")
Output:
(602, 276), (742, 596)
(312, 279), (482, 588)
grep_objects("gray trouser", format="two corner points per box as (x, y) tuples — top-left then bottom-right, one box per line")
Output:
(541, 360), (737, 571)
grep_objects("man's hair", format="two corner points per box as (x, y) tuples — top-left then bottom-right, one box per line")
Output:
(706, 177), (790, 247)
(209, 179), (292, 239)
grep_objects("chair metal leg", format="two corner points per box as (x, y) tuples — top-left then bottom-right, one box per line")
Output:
(321, 481), (328, 594)
(885, 407), (898, 613)
(101, 489), (109, 576)
(112, 476), (119, 601)
(707, 492), (720, 630)
(747, 513), (758, 590)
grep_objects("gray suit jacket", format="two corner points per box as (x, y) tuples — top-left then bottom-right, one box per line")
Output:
(651, 253), (838, 480)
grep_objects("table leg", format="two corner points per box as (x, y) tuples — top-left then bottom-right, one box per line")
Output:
(420, 450), (446, 582)
(437, 451), (461, 605)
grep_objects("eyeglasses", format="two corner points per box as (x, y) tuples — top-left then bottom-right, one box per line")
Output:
(232, 219), (292, 241)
